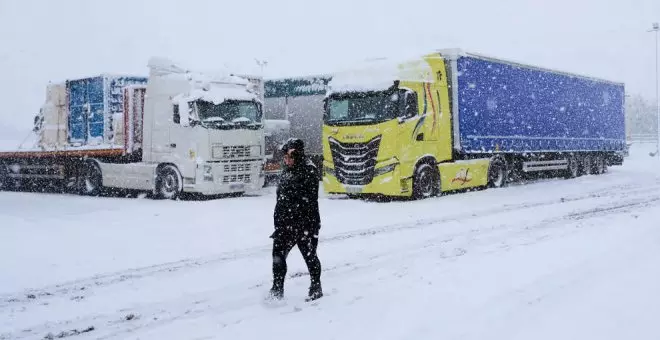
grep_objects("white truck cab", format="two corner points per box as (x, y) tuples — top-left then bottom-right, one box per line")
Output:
(97, 57), (266, 199)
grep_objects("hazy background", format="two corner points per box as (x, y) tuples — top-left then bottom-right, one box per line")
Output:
(0, 0), (658, 140)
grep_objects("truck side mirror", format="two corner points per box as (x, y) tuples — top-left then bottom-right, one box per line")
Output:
(173, 104), (180, 124)
(256, 101), (264, 121)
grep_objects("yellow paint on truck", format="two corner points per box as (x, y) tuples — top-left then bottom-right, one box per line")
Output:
(322, 52), (490, 198)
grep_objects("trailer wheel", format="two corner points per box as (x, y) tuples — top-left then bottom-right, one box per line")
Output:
(412, 163), (439, 199)
(581, 155), (593, 176)
(156, 165), (182, 200)
(80, 161), (102, 196)
(594, 156), (606, 175)
(488, 158), (507, 188)
(564, 155), (579, 179)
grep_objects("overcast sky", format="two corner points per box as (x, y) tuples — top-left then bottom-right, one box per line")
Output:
(0, 0), (658, 134)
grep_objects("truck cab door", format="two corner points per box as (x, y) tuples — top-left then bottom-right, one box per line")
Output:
(167, 103), (203, 178)
(396, 88), (424, 167)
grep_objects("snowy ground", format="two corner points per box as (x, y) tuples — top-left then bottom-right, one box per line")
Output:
(2, 144), (660, 340)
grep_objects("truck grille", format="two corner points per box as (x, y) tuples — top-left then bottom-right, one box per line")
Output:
(222, 174), (251, 184)
(222, 161), (252, 184)
(222, 145), (251, 158)
(223, 163), (251, 173)
(328, 135), (381, 186)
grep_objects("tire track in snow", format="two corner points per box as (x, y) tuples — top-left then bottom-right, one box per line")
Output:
(2, 179), (659, 311)
(76, 195), (660, 339)
(441, 217), (660, 340)
(5, 189), (660, 340)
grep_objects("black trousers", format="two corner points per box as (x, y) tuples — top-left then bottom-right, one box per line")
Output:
(271, 229), (321, 291)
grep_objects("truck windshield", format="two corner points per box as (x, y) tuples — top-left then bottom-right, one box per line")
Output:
(196, 100), (262, 129)
(324, 91), (400, 125)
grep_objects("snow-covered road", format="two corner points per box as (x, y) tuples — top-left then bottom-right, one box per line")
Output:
(2, 145), (659, 340)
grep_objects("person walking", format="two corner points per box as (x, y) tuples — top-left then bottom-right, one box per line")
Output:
(269, 138), (323, 302)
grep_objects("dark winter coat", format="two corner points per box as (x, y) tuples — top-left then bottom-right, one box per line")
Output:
(272, 156), (320, 239)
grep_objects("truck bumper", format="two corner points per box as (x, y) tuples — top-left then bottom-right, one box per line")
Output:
(183, 160), (264, 195)
(322, 163), (411, 197)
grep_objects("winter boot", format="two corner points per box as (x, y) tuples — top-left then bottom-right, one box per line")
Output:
(268, 287), (283, 300)
(305, 283), (323, 302)
(269, 280), (284, 300)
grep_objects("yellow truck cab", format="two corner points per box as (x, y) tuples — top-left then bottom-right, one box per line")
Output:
(321, 52), (491, 199)
(321, 49), (626, 199)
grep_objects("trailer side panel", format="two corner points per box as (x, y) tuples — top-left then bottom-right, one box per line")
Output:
(455, 55), (626, 154)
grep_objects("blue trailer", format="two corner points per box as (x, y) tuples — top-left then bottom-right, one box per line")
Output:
(67, 75), (148, 145)
(440, 50), (626, 181)
(451, 53), (626, 154)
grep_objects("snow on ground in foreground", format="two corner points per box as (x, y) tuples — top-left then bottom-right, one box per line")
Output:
(1, 143), (660, 339)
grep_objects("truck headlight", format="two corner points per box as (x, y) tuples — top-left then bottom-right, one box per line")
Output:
(373, 163), (397, 177)
(203, 164), (213, 181)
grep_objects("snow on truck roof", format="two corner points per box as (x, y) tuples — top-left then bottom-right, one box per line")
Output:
(147, 56), (261, 104)
(327, 55), (437, 95)
(326, 48), (624, 95)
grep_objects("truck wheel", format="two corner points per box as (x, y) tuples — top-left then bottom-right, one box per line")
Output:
(488, 158), (507, 188)
(156, 165), (182, 200)
(80, 162), (102, 196)
(564, 155), (579, 179)
(412, 163), (439, 199)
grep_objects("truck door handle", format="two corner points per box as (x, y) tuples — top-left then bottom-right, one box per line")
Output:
(416, 133), (424, 141)
(170, 143), (177, 148)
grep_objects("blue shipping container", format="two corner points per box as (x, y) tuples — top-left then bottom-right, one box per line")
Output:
(67, 75), (148, 145)
(454, 55), (626, 153)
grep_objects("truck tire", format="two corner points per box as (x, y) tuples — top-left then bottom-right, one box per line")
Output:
(155, 165), (182, 200)
(79, 161), (102, 196)
(412, 163), (439, 199)
(581, 155), (593, 176)
(594, 156), (606, 175)
(488, 158), (507, 188)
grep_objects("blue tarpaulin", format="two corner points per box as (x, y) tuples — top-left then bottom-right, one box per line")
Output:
(454, 55), (626, 153)
(67, 75), (147, 145)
